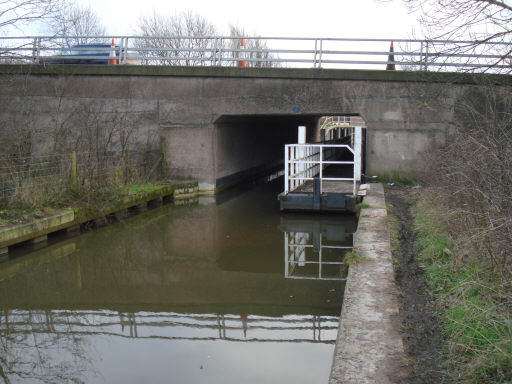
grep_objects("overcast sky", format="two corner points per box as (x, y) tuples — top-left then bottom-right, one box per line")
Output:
(75, 0), (422, 38)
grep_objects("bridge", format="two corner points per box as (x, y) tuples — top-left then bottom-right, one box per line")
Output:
(1, 36), (511, 193)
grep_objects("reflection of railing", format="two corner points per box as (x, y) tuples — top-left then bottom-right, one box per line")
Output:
(281, 217), (355, 281)
(284, 231), (352, 281)
(0, 309), (338, 344)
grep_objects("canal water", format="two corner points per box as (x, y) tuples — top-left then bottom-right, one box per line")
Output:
(0, 177), (357, 384)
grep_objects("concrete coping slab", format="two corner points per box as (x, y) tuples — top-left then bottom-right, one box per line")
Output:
(0, 209), (75, 248)
(329, 183), (408, 384)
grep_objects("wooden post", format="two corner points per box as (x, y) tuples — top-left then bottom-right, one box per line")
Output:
(160, 136), (167, 179)
(71, 151), (77, 192)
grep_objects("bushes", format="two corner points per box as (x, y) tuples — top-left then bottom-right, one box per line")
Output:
(430, 85), (512, 274)
(409, 84), (512, 383)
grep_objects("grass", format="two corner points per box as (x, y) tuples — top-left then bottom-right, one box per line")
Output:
(343, 250), (366, 266)
(0, 207), (51, 226)
(412, 199), (512, 384)
(372, 170), (417, 186)
(125, 183), (156, 195)
(355, 201), (371, 215)
(0, 179), (161, 227)
(386, 209), (401, 260)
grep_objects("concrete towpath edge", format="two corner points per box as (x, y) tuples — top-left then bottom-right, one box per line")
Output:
(329, 183), (408, 384)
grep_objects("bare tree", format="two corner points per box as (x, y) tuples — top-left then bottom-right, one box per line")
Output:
(386, 0), (512, 72)
(133, 10), (217, 65)
(0, 0), (65, 63)
(227, 25), (280, 68)
(0, 0), (64, 33)
(44, 2), (107, 47)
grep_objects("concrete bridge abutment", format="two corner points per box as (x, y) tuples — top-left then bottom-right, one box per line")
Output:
(1, 65), (508, 193)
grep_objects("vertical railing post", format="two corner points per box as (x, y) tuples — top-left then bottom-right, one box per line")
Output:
(424, 41), (429, 71)
(284, 232), (289, 278)
(218, 38), (223, 66)
(284, 145), (289, 193)
(318, 39), (323, 68)
(354, 126), (362, 196)
(313, 39), (318, 68)
(32, 37), (37, 63)
(213, 37), (218, 66)
(318, 233), (322, 279)
(319, 145), (323, 194)
(123, 37), (129, 64)
(420, 41), (424, 70)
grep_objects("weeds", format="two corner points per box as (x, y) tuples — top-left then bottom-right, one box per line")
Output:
(343, 250), (366, 266)
(387, 209), (401, 255)
(372, 170), (417, 186)
(355, 201), (371, 215)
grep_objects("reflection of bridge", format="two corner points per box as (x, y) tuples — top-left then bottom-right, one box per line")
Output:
(1, 309), (339, 344)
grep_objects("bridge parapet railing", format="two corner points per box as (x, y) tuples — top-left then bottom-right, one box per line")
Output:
(0, 35), (511, 73)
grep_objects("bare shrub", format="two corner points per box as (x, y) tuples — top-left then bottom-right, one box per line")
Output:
(428, 84), (512, 274)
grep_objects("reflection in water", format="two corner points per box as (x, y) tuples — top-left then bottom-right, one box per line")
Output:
(2, 310), (337, 344)
(0, 178), (357, 384)
(280, 215), (356, 280)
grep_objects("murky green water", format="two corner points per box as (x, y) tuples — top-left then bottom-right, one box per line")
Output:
(0, 178), (356, 383)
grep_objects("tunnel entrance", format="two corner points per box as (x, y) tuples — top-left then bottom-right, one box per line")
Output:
(213, 114), (366, 191)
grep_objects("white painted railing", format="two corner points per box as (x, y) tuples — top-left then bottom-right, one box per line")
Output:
(284, 143), (360, 196)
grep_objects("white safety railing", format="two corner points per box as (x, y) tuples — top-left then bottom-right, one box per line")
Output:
(0, 35), (511, 72)
(284, 143), (359, 196)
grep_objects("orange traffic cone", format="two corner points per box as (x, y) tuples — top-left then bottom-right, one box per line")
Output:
(108, 38), (117, 65)
(386, 41), (395, 70)
(237, 38), (246, 67)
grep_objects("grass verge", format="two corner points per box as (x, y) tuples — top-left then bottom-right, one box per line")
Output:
(372, 170), (417, 186)
(0, 182), (159, 227)
(412, 198), (511, 384)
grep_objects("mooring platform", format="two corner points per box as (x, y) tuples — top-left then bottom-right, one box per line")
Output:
(278, 179), (364, 212)
(278, 130), (365, 213)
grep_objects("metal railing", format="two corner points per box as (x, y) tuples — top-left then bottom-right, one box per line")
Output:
(284, 144), (359, 196)
(0, 35), (511, 72)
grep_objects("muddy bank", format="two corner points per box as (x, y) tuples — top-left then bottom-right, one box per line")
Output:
(385, 188), (446, 384)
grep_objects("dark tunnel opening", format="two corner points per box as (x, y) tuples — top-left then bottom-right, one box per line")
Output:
(214, 114), (318, 190)
(213, 114), (365, 191)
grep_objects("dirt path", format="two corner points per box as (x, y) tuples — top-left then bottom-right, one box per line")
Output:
(385, 188), (446, 384)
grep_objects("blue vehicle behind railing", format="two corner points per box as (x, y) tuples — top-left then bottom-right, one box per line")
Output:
(38, 44), (137, 64)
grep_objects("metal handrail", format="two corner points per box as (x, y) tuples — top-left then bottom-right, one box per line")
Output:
(0, 35), (510, 72)
(284, 144), (357, 195)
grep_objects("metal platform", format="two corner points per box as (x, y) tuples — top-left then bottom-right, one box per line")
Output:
(278, 179), (359, 212)
(292, 180), (358, 194)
